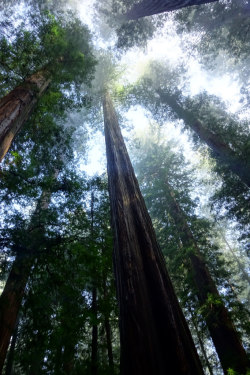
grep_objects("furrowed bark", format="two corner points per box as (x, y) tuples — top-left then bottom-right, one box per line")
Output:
(0, 71), (51, 162)
(103, 91), (204, 375)
(124, 0), (217, 20)
(165, 181), (250, 374)
(158, 90), (250, 188)
(0, 171), (57, 373)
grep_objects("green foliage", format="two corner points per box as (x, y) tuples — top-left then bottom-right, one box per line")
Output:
(0, 10), (96, 98)
(125, 61), (250, 250)
(116, 18), (155, 50)
(130, 125), (250, 371)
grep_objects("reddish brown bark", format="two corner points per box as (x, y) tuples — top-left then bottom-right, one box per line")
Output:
(165, 182), (250, 374)
(103, 92), (204, 375)
(0, 254), (31, 372)
(0, 71), (50, 162)
(158, 90), (250, 188)
(124, 0), (217, 20)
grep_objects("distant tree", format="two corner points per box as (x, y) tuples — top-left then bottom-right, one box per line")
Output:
(0, 171), (57, 372)
(124, 61), (250, 246)
(132, 128), (250, 374)
(127, 62), (250, 187)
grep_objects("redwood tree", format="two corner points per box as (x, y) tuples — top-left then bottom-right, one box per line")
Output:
(0, 13), (95, 162)
(164, 180), (250, 374)
(103, 91), (204, 375)
(0, 71), (51, 162)
(0, 168), (58, 372)
(157, 89), (250, 188)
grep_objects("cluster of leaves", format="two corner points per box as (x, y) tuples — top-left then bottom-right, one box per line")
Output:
(0, 9), (96, 103)
(3, 177), (119, 375)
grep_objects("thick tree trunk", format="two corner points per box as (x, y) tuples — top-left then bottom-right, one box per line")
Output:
(165, 181), (250, 374)
(103, 91), (204, 375)
(158, 89), (250, 188)
(124, 0), (217, 20)
(0, 71), (50, 162)
(0, 174), (56, 373)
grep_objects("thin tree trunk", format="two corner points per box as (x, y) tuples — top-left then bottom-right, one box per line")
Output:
(104, 315), (114, 373)
(62, 334), (75, 375)
(4, 314), (20, 375)
(91, 287), (98, 375)
(222, 233), (250, 285)
(165, 181), (250, 374)
(90, 190), (98, 375)
(124, 0), (217, 20)
(0, 172), (57, 373)
(157, 89), (250, 188)
(103, 91), (204, 375)
(0, 255), (31, 373)
(29, 344), (45, 375)
(102, 276), (114, 374)
(189, 308), (214, 375)
(0, 70), (51, 162)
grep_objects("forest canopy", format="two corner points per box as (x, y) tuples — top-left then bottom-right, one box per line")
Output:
(0, 0), (249, 374)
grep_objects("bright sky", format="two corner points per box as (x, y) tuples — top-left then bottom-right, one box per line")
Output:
(74, 0), (244, 177)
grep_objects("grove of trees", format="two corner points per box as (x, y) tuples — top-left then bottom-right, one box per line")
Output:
(0, 0), (249, 374)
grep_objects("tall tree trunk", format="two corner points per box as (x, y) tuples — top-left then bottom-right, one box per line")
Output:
(102, 275), (114, 374)
(0, 70), (51, 162)
(157, 89), (250, 188)
(0, 172), (57, 373)
(124, 0), (217, 20)
(91, 287), (98, 375)
(0, 254), (31, 373)
(103, 91), (204, 375)
(189, 308), (214, 375)
(4, 314), (20, 375)
(90, 190), (98, 375)
(104, 315), (114, 374)
(165, 181), (250, 374)
(62, 342), (75, 375)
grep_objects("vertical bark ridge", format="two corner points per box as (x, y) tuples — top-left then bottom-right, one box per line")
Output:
(103, 91), (204, 375)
